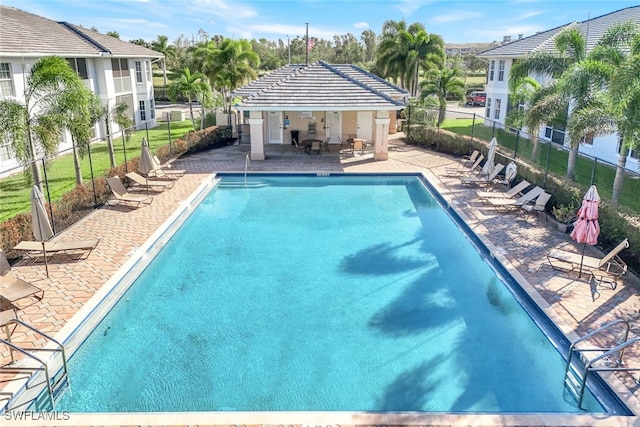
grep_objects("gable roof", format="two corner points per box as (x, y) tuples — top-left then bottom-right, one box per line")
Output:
(0, 5), (162, 58)
(235, 61), (407, 111)
(479, 5), (640, 58)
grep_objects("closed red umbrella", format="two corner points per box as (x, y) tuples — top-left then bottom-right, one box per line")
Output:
(570, 185), (600, 277)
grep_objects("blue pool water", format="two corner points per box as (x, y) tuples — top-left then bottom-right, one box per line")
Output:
(55, 174), (610, 412)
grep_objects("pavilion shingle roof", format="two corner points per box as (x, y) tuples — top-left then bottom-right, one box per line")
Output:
(0, 5), (162, 58)
(479, 6), (640, 58)
(235, 61), (406, 111)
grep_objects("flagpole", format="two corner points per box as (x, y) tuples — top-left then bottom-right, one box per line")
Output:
(305, 22), (309, 64)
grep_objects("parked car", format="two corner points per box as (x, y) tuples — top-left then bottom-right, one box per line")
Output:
(466, 91), (486, 106)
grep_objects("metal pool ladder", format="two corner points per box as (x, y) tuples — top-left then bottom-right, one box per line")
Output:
(0, 318), (69, 411)
(564, 319), (640, 408)
(244, 153), (250, 184)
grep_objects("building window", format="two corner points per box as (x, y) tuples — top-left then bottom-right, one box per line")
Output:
(498, 60), (505, 81)
(0, 135), (14, 161)
(494, 98), (501, 120)
(139, 100), (146, 121)
(486, 98), (491, 118)
(150, 98), (155, 119)
(135, 61), (143, 84)
(489, 60), (495, 81)
(0, 63), (15, 97)
(111, 58), (131, 93)
(66, 58), (88, 79)
(145, 61), (152, 82)
(581, 134), (594, 145)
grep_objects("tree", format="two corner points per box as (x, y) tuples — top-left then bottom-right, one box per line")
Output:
(106, 31), (120, 39)
(98, 100), (133, 167)
(0, 56), (91, 190)
(510, 27), (594, 181)
(151, 35), (178, 88)
(419, 65), (466, 126)
(376, 20), (444, 96)
(167, 68), (211, 130)
(505, 76), (545, 158)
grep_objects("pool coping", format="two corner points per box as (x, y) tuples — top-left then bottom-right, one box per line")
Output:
(3, 170), (640, 425)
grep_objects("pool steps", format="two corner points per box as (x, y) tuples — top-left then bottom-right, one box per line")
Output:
(564, 319), (640, 409)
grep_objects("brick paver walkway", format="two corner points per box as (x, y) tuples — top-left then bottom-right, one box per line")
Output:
(2, 135), (640, 426)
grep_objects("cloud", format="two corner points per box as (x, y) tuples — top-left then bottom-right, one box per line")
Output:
(470, 24), (546, 42)
(191, 0), (257, 19)
(513, 11), (544, 21)
(354, 22), (369, 30)
(394, 0), (434, 16)
(431, 11), (481, 24)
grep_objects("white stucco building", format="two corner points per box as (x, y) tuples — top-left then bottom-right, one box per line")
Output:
(479, 6), (640, 171)
(0, 6), (163, 175)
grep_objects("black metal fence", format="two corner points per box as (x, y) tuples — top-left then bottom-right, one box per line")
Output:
(405, 105), (640, 210)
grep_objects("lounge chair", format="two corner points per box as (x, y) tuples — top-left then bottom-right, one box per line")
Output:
(547, 238), (629, 279)
(442, 155), (484, 177)
(519, 191), (551, 221)
(321, 137), (331, 152)
(476, 180), (531, 203)
(106, 176), (154, 208)
(13, 238), (99, 261)
(485, 186), (544, 212)
(151, 155), (186, 178)
(0, 250), (44, 309)
(462, 149), (480, 165)
(125, 172), (175, 191)
(460, 163), (505, 187)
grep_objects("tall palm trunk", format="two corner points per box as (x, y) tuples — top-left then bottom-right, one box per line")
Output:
(612, 145), (628, 203)
(566, 145), (579, 181)
(105, 118), (116, 167)
(187, 95), (196, 130)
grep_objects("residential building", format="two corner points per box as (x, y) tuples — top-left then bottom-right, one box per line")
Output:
(478, 6), (640, 171)
(0, 6), (162, 175)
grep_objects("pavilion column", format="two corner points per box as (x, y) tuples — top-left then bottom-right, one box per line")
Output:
(374, 114), (390, 161)
(248, 113), (265, 160)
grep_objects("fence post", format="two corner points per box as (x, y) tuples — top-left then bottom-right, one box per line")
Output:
(407, 104), (411, 140)
(470, 114), (476, 145)
(590, 158), (598, 186)
(122, 132), (128, 174)
(166, 112), (172, 155)
(514, 130), (519, 160)
(86, 143), (99, 208)
(543, 141), (551, 187)
(41, 158), (56, 235)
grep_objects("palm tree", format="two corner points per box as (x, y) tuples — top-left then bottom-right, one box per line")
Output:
(0, 56), (90, 189)
(419, 65), (466, 126)
(151, 35), (178, 88)
(196, 38), (259, 113)
(506, 77), (547, 158)
(566, 22), (640, 201)
(376, 20), (444, 96)
(98, 100), (133, 167)
(167, 67), (211, 130)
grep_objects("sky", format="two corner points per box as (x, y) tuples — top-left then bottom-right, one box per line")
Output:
(2, 0), (640, 45)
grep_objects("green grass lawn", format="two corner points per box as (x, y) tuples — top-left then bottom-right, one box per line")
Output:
(0, 120), (195, 222)
(440, 118), (640, 211)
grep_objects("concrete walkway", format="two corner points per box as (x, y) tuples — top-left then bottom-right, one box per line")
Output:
(2, 135), (640, 426)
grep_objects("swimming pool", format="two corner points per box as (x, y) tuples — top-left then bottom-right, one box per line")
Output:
(23, 174), (629, 413)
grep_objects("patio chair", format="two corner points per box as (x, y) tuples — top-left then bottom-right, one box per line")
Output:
(106, 176), (154, 208)
(152, 155), (186, 178)
(442, 155), (484, 177)
(485, 186), (544, 212)
(547, 238), (629, 279)
(0, 250), (44, 309)
(125, 172), (175, 191)
(518, 191), (551, 221)
(13, 238), (99, 262)
(461, 150), (480, 167)
(292, 137), (305, 155)
(321, 137), (331, 152)
(310, 140), (321, 155)
(476, 180), (531, 203)
(351, 138), (365, 155)
(460, 163), (505, 187)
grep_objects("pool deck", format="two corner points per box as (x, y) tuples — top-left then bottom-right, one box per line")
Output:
(3, 134), (640, 426)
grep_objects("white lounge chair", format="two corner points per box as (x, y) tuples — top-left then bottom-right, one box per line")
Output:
(460, 163), (505, 187)
(106, 176), (154, 208)
(442, 155), (484, 177)
(0, 250), (44, 308)
(125, 172), (175, 191)
(476, 180), (531, 203)
(519, 191), (551, 221)
(485, 186), (544, 212)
